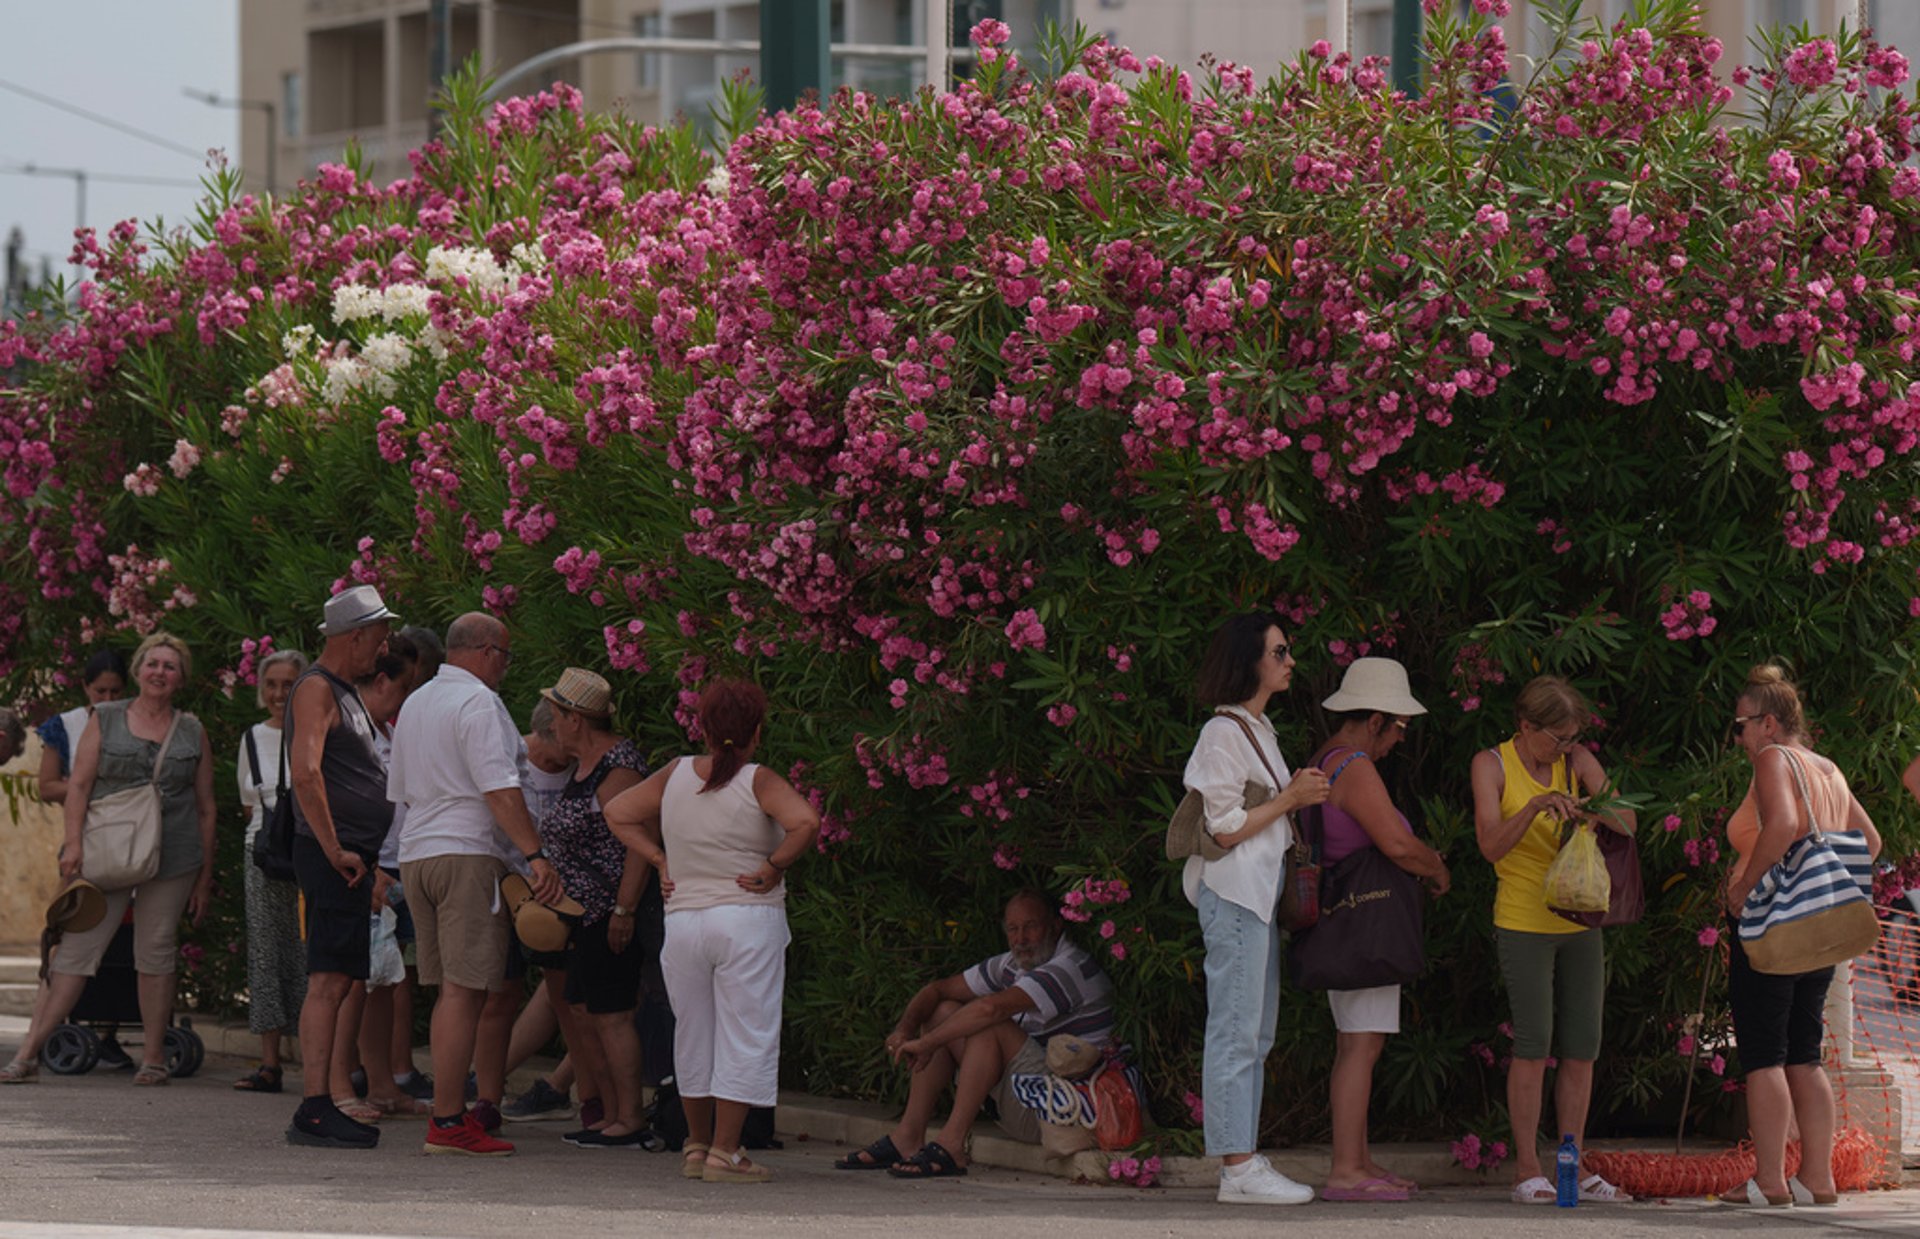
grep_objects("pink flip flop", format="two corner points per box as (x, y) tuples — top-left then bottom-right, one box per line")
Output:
(1322, 1176), (1412, 1202)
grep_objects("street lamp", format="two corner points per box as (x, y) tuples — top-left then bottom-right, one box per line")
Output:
(183, 87), (276, 195)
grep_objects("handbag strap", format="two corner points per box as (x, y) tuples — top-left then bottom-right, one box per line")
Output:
(145, 709), (184, 785)
(1214, 710), (1283, 790)
(1766, 744), (1823, 843)
(243, 726), (263, 790)
(276, 724), (290, 798)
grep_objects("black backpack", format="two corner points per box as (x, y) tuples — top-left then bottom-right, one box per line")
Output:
(246, 727), (297, 881)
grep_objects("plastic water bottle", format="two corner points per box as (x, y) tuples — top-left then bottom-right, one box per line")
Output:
(1555, 1134), (1579, 1208)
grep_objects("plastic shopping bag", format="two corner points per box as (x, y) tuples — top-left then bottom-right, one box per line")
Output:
(1543, 823), (1611, 914)
(368, 906), (404, 988)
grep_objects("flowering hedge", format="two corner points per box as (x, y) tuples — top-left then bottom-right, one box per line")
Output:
(4, 3), (1920, 1145)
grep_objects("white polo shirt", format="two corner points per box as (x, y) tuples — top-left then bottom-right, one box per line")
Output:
(389, 664), (523, 863)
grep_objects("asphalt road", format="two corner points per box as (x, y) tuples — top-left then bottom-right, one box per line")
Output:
(3, 1056), (1920, 1238)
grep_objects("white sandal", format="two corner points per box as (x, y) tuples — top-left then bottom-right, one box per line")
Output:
(1718, 1178), (1792, 1207)
(0, 1058), (39, 1085)
(1578, 1173), (1633, 1203)
(1510, 1175), (1555, 1204)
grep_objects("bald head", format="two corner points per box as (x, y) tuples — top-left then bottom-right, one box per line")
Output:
(445, 612), (510, 688)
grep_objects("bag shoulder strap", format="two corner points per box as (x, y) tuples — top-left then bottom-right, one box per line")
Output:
(147, 710), (185, 784)
(1766, 744), (1822, 842)
(276, 724), (290, 797)
(243, 726), (263, 790)
(1213, 710), (1282, 789)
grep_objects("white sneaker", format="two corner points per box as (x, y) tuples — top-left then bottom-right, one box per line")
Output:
(1217, 1155), (1315, 1205)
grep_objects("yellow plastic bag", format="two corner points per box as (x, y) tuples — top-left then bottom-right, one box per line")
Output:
(1543, 823), (1611, 914)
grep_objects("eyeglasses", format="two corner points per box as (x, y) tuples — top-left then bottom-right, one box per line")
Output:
(484, 644), (514, 664)
(1269, 642), (1292, 661)
(1731, 714), (1763, 733)
(1389, 717), (1411, 732)
(1541, 726), (1581, 749)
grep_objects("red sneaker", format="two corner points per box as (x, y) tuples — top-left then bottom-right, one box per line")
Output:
(423, 1113), (515, 1157)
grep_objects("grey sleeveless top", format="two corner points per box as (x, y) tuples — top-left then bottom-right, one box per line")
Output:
(286, 664), (394, 855)
(91, 700), (205, 879)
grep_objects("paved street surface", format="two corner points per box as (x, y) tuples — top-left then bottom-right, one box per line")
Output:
(3, 1056), (1919, 1239)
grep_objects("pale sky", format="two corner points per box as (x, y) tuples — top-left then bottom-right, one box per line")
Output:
(1, 0), (237, 288)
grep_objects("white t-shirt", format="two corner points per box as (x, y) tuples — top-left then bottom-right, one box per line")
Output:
(237, 721), (285, 845)
(388, 664), (524, 864)
(1180, 705), (1296, 921)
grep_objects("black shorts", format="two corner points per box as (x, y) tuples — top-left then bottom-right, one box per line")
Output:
(1726, 917), (1834, 1071)
(506, 932), (569, 978)
(565, 916), (646, 1015)
(293, 832), (374, 980)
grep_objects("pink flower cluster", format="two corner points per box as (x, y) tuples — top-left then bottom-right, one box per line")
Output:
(1061, 876), (1130, 924)
(1450, 1132), (1510, 1172)
(1659, 589), (1717, 640)
(1107, 1155), (1161, 1188)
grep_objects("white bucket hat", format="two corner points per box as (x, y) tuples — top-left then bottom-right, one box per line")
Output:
(1322, 657), (1428, 716)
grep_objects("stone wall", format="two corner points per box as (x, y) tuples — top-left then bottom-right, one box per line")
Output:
(1, 733), (65, 945)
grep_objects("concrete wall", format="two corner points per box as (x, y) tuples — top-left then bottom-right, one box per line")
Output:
(0, 736), (66, 947)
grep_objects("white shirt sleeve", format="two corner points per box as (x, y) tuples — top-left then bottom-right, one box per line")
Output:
(454, 694), (521, 794)
(1183, 716), (1275, 837)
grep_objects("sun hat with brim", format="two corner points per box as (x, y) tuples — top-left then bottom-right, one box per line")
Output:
(1321, 657), (1428, 717)
(318, 584), (400, 637)
(500, 873), (586, 954)
(538, 667), (613, 720)
(46, 878), (107, 936)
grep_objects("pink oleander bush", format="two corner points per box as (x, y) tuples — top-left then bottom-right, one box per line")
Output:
(2, 3), (1918, 1141)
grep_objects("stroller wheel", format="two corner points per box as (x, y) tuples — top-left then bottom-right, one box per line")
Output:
(42, 1025), (100, 1075)
(162, 1027), (202, 1079)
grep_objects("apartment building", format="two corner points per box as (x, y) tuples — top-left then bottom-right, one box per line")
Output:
(238, 0), (1918, 194)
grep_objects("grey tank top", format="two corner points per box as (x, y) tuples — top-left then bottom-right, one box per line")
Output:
(287, 664), (395, 855)
(91, 700), (204, 879)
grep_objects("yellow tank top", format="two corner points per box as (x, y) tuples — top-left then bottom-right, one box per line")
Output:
(1492, 739), (1584, 935)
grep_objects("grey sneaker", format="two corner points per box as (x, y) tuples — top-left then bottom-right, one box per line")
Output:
(501, 1078), (572, 1123)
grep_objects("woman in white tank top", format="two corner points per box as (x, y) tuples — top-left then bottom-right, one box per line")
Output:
(605, 678), (819, 1184)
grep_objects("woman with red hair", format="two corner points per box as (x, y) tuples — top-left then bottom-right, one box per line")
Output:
(604, 679), (819, 1183)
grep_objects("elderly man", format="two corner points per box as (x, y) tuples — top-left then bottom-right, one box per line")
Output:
(284, 586), (399, 1149)
(836, 889), (1115, 1178)
(389, 612), (560, 1157)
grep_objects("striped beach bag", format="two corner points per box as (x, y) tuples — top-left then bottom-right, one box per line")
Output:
(1737, 747), (1878, 976)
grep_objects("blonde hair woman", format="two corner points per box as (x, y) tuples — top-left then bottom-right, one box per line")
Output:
(1468, 675), (1635, 1205)
(3, 632), (216, 1086)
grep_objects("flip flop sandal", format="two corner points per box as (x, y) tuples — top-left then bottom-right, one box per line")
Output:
(1789, 1177), (1839, 1207)
(680, 1141), (711, 1180)
(368, 1094), (430, 1119)
(233, 1065), (283, 1093)
(887, 1140), (967, 1179)
(333, 1096), (381, 1124)
(0, 1059), (39, 1084)
(834, 1134), (903, 1170)
(1718, 1178), (1793, 1207)
(132, 1063), (171, 1086)
(1322, 1177), (1412, 1202)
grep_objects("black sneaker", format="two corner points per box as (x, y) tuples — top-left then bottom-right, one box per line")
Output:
(95, 1037), (133, 1071)
(569, 1128), (649, 1148)
(502, 1078), (572, 1123)
(395, 1070), (434, 1101)
(287, 1100), (379, 1149)
(561, 1126), (602, 1147)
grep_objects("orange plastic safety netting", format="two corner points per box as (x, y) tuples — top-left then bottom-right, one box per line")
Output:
(1588, 901), (1919, 1199)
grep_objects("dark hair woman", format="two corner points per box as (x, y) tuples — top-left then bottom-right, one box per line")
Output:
(1183, 612), (1330, 1206)
(35, 648), (129, 805)
(1719, 664), (1881, 1207)
(603, 678), (820, 1182)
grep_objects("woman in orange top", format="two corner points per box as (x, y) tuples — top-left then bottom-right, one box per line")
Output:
(1469, 675), (1636, 1205)
(1719, 664), (1881, 1208)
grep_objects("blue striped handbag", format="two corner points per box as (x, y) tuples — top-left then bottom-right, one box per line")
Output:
(1736, 747), (1878, 976)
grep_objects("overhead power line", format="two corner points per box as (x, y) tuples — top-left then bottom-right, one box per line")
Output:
(0, 165), (203, 189)
(0, 76), (207, 160)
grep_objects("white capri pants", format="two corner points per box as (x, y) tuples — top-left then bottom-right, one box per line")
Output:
(661, 903), (790, 1106)
(1327, 984), (1401, 1034)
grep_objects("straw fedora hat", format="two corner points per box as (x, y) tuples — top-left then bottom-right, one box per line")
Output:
(45, 878), (107, 936)
(1321, 657), (1428, 717)
(318, 584), (399, 637)
(499, 873), (585, 954)
(538, 667), (613, 720)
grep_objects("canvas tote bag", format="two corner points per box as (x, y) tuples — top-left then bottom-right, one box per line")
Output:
(1737, 746), (1878, 976)
(80, 709), (183, 891)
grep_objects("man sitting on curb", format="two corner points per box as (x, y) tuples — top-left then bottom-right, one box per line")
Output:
(834, 889), (1114, 1178)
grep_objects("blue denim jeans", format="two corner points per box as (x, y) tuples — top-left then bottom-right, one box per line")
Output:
(1199, 883), (1282, 1157)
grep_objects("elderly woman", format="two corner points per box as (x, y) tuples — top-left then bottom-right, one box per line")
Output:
(1469, 675), (1636, 1204)
(1719, 664), (1882, 1207)
(35, 649), (129, 804)
(531, 668), (650, 1148)
(2, 632), (216, 1086)
(605, 678), (819, 1183)
(1308, 658), (1450, 1203)
(1183, 611), (1330, 1206)
(233, 648), (311, 1093)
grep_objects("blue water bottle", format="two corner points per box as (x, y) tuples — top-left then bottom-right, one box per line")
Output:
(1555, 1134), (1579, 1208)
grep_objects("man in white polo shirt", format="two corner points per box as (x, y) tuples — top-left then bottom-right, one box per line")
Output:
(389, 611), (561, 1157)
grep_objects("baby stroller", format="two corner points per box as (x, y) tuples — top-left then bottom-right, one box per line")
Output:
(39, 920), (204, 1077)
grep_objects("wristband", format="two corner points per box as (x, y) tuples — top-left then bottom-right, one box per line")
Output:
(524, 848), (547, 864)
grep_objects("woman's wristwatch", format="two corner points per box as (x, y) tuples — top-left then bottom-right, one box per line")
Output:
(611, 903), (634, 918)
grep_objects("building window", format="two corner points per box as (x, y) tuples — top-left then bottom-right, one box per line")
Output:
(634, 12), (661, 89)
(281, 70), (301, 137)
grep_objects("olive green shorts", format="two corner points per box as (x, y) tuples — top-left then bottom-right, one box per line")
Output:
(1495, 926), (1604, 1061)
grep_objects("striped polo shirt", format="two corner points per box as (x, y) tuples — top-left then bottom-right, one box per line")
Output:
(963, 937), (1115, 1047)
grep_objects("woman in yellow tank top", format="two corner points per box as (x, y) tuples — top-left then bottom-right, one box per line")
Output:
(1468, 676), (1636, 1205)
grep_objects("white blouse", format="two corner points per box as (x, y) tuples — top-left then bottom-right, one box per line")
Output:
(236, 721), (285, 843)
(1180, 705), (1296, 921)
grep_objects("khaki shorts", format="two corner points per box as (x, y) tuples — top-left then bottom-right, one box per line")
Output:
(400, 854), (511, 992)
(52, 870), (198, 977)
(990, 1035), (1049, 1143)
